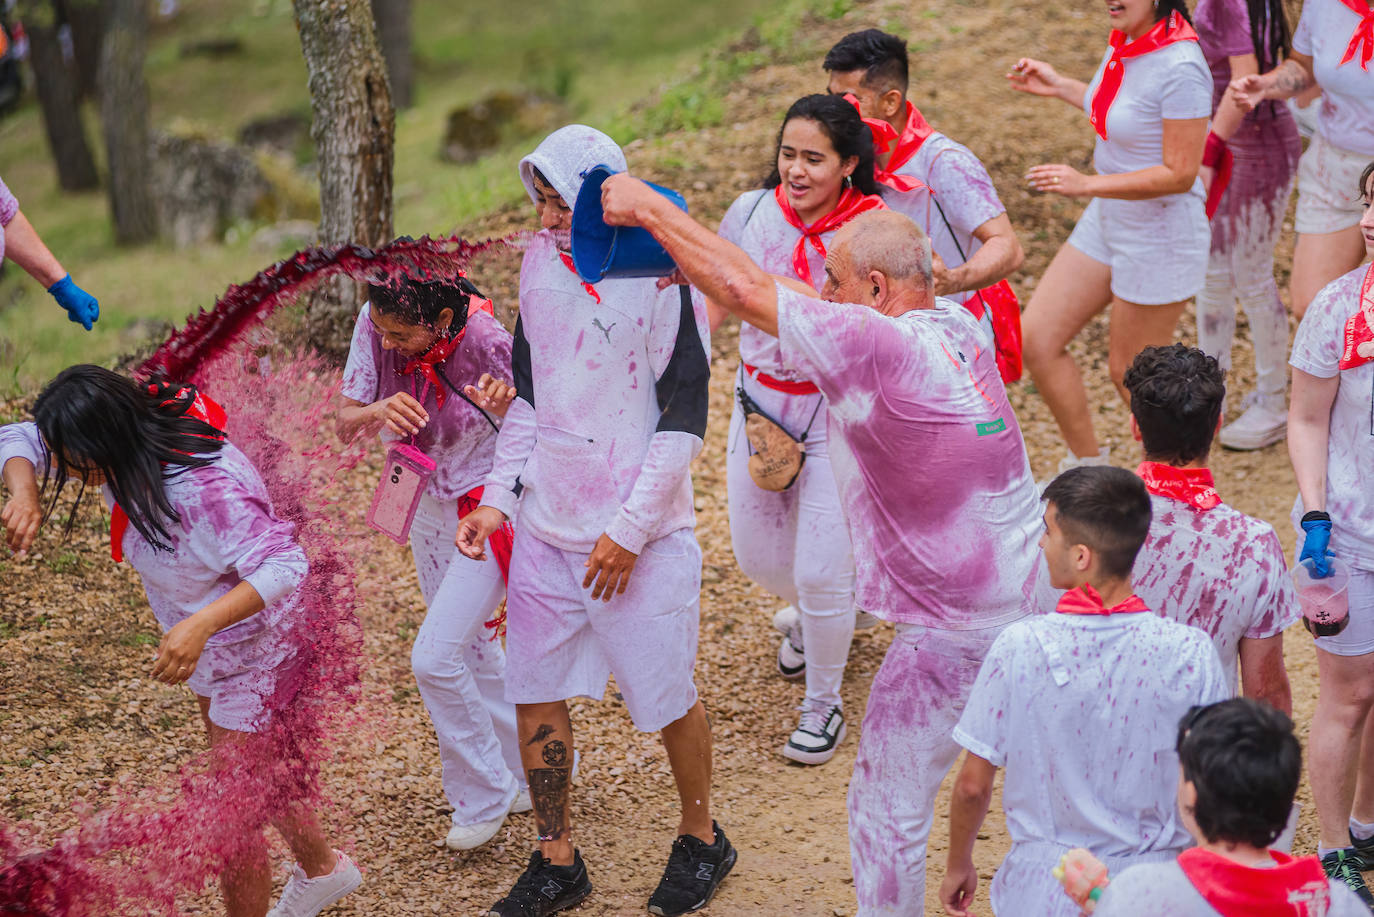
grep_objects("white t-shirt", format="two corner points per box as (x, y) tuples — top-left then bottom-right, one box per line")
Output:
(1293, 0), (1374, 156)
(1083, 38), (1213, 201)
(1289, 265), (1374, 572)
(880, 132), (1008, 307)
(954, 611), (1228, 856)
(718, 189), (834, 378)
(1096, 858), (1369, 916)
(775, 284), (1041, 627)
(1027, 492), (1300, 691)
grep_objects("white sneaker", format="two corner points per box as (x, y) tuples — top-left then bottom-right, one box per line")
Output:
(771, 604), (800, 637)
(782, 703), (846, 765)
(855, 609), (879, 630)
(772, 604), (806, 679)
(267, 851), (361, 917)
(510, 787), (532, 815)
(1039, 447), (1112, 492)
(1219, 394), (1287, 450)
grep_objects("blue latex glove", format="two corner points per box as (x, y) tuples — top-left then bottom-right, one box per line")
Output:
(48, 274), (99, 331)
(1300, 516), (1335, 578)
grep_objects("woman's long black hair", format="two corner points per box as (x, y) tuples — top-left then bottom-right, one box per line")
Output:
(1244, 0), (1291, 70)
(32, 365), (226, 552)
(1156, 0), (1193, 24)
(764, 94), (880, 197)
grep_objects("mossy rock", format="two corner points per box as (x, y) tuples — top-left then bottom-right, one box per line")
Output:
(440, 90), (564, 164)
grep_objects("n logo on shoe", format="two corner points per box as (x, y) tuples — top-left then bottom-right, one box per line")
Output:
(541, 880), (562, 899)
(696, 864), (714, 881)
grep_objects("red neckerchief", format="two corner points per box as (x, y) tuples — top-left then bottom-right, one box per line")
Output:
(1177, 848), (1332, 917)
(1137, 461), (1222, 511)
(1339, 263), (1374, 370)
(111, 387), (228, 563)
(1090, 12), (1200, 140)
(842, 96), (932, 194)
(1055, 584), (1150, 616)
(557, 250), (601, 303)
(773, 185), (886, 288)
(1337, 0), (1374, 70)
(400, 327), (465, 409)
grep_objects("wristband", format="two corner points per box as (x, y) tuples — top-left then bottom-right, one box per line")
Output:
(1202, 132), (1227, 168)
(1302, 510), (1331, 526)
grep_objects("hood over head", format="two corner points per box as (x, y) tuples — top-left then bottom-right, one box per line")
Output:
(519, 124), (627, 210)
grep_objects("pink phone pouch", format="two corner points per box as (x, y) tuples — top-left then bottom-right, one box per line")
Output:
(367, 443), (436, 544)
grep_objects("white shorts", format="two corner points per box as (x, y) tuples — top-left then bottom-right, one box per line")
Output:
(503, 526), (702, 733)
(1314, 567), (1374, 658)
(187, 631), (296, 734)
(1067, 195), (1210, 305)
(1295, 133), (1372, 235)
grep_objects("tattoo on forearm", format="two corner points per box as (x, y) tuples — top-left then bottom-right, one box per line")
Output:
(1274, 61), (1313, 95)
(529, 766), (571, 842)
(526, 723), (555, 746)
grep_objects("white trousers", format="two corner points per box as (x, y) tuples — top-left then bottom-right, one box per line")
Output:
(410, 493), (522, 826)
(848, 623), (1006, 916)
(726, 378), (856, 709)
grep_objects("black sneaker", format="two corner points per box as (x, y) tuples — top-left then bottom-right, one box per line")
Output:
(1322, 849), (1374, 908)
(489, 850), (593, 917)
(646, 822), (737, 916)
(1351, 830), (1374, 870)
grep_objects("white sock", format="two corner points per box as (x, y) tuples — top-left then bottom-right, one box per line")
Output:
(1350, 816), (1374, 842)
(1320, 845), (1339, 858)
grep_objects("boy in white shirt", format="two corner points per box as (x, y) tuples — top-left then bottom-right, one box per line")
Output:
(942, 466), (1228, 917)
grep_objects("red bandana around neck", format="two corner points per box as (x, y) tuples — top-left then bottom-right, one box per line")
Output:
(1055, 583), (1150, 616)
(1177, 848), (1333, 917)
(773, 184), (886, 288)
(1339, 263), (1374, 370)
(1137, 461), (1222, 511)
(1337, 0), (1374, 70)
(110, 387), (228, 563)
(1089, 11), (1200, 140)
(557, 250), (601, 303)
(842, 96), (932, 194)
(400, 326), (466, 410)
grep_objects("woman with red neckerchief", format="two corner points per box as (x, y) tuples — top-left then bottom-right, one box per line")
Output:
(1231, 0), (1374, 322)
(1009, 0), (1212, 477)
(335, 271), (528, 855)
(710, 93), (884, 767)
(1287, 162), (1374, 904)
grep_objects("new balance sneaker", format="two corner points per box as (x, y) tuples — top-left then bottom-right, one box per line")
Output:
(647, 822), (737, 916)
(1350, 829), (1374, 870)
(266, 851), (361, 917)
(782, 702), (846, 765)
(1219, 394), (1287, 451)
(489, 850), (593, 917)
(1321, 849), (1374, 907)
(773, 605), (805, 680)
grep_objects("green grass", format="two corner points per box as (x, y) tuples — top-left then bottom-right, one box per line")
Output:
(0, 0), (812, 390)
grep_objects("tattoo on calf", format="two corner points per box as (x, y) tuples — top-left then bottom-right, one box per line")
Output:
(529, 767), (571, 842)
(526, 723), (555, 746)
(542, 740), (569, 767)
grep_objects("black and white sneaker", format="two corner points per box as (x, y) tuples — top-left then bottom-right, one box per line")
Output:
(646, 822), (737, 916)
(782, 703), (845, 765)
(488, 849), (593, 917)
(773, 606), (805, 680)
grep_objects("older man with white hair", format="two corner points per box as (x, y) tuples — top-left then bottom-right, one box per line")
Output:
(600, 179), (1042, 914)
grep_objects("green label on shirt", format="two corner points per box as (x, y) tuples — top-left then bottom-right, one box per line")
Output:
(976, 418), (1006, 437)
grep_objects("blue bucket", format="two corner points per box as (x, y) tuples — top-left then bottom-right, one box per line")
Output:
(571, 164), (688, 283)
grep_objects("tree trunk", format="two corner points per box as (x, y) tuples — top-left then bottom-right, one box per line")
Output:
(19, 0), (99, 191)
(98, 0), (157, 244)
(293, 0), (395, 353)
(369, 0), (412, 109)
(62, 0), (105, 101)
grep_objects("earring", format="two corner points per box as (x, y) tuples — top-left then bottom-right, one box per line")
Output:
(1152, 0), (1159, 7)
(844, 174), (853, 189)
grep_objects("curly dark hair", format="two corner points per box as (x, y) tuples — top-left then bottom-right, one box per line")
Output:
(764, 94), (880, 197)
(1177, 699), (1301, 849)
(1123, 344), (1225, 465)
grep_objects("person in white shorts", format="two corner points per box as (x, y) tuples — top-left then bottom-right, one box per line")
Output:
(821, 29), (1025, 310)
(1287, 161), (1374, 905)
(713, 94), (885, 766)
(336, 272), (526, 851)
(1026, 344), (1299, 712)
(1009, 0), (1211, 474)
(1231, 0), (1374, 319)
(598, 171), (1042, 916)
(1083, 699), (1368, 916)
(941, 466), (1228, 917)
(456, 125), (733, 917)
(0, 367), (360, 917)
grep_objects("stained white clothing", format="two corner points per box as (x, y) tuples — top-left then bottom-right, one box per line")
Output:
(953, 612), (1229, 915)
(408, 492), (521, 826)
(1293, 0), (1374, 156)
(1095, 859), (1369, 916)
(1066, 194), (1211, 305)
(1027, 493), (1300, 692)
(1295, 133), (1372, 234)
(1289, 266), (1374, 572)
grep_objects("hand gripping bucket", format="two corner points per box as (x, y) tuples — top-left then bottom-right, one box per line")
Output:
(571, 164), (688, 282)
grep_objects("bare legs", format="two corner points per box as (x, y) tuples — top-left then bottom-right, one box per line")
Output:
(515, 698), (715, 866)
(1309, 650), (1374, 850)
